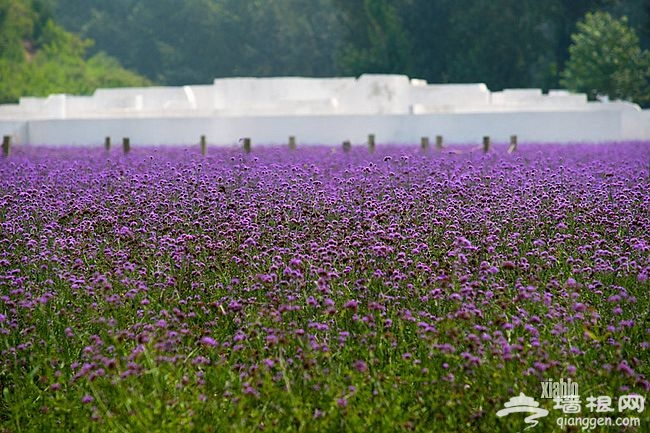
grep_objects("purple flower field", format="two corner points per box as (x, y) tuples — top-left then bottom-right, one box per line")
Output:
(0, 142), (649, 432)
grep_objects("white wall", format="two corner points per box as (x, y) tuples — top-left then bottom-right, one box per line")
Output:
(410, 83), (491, 113)
(621, 107), (650, 140)
(212, 76), (355, 115)
(17, 108), (629, 147)
(1, 74), (649, 145)
(0, 120), (28, 144)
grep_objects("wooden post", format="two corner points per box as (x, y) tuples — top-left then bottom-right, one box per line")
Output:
(342, 140), (351, 153)
(2, 135), (10, 157)
(435, 135), (443, 150)
(288, 136), (296, 150)
(122, 137), (131, 154)
(200, 135), (207, 156)
(508, 135), (518, 154)
(104, 136), (111, 151)
(368, 134), (375, 152)
(420, 136), (429, 151)
(482, 136), (491, 153)
(243, 137), (251, 153)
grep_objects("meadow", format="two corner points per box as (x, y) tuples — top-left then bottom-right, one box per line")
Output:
(0, 142), (648, 432)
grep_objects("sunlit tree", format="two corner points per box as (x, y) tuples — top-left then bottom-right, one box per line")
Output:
(561, 11), (650, 106)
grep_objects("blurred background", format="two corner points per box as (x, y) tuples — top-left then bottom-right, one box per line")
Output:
(1, 0), (649, 105)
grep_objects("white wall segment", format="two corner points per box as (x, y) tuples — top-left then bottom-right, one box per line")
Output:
(1, 74), (648, 146)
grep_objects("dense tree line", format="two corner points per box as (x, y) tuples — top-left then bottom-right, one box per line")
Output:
(334, 0), (649, 93)
(0, 0), (150, 103)
(2, 0), (648, 104)
(561, 11), (649, 104)
(44, 0), (342, 84)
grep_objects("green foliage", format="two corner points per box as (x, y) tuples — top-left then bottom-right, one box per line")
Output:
(561, 11), (650, 106)
(0, 0), (150, 103)
(332, 0), (623, 90)
(47, 0), (342, 85)
(333, 0), (411, 75)
(437, 0), (560, 89)
(4, 0), (650, 100)
(0, 0), (34, 61)
(39, 0), (649, 92)
(85, 53), (151, 90)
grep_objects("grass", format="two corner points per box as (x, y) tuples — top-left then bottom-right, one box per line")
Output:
(0, 142), (648, 432)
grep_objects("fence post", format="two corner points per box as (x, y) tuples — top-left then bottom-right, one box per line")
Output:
(288, 135), (296, 150)
(368, 134), (375, 153)
(122, 137), (131, 154)
(242, 137), (251, 153)
(2, 135), (10, 157)
(104, 137), (111, 151)
(508, 135), (518, 153)
(482, 136), (491, 153)
(342, 140), (351, 153)
(420, 136), (429, 151)
(200, 135), (207, 155)
(436, 135), (444, 150)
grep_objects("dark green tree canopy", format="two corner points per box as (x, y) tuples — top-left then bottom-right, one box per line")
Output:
(45, 0), (343, 85)
(560, 11), (650, 105)
(2, 0), (649, 101)
(0, 0), (150, 103)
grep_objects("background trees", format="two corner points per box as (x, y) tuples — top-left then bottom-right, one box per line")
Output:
(332, 0), (410, 75)
(2, 0), (649, 105)
(44, 0), (342, 84)
(0, 0), (150, 103)
(560, 11), (650, 105)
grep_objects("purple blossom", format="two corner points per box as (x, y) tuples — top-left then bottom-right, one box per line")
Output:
(0, 142), (647, 428)
(200, 336), (218, 347)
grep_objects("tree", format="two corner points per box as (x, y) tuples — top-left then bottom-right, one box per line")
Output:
(560, 11), (650, 105)
(41, 0), (650, 91)
(332, 0), (410, 75)
(47, 0), (343, 84)
(333, 0), (612, 90)
(439, 0), (560, 90)
(0, 0), (150, 103)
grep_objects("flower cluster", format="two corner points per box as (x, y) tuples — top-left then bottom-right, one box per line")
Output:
(0, 142), (648, 431)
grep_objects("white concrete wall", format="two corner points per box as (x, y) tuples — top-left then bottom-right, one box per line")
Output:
(410, 83), (491, 113)
(186, 85), (214, 111)
(16, 109), (628, 147)
(1, 74), (649, 145)
(212, 76), (355, 115)
(0, 120), (28, 144)
(337, 74), (412, 115)
(621, 107), (650, 140)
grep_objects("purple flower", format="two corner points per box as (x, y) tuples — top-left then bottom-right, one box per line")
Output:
(2, 142), (648, 428)
(572, 303), (587, 313)
(353, 360), (368, 373)
(617, 361), (634, 376)
(200, 336), (218, 347)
